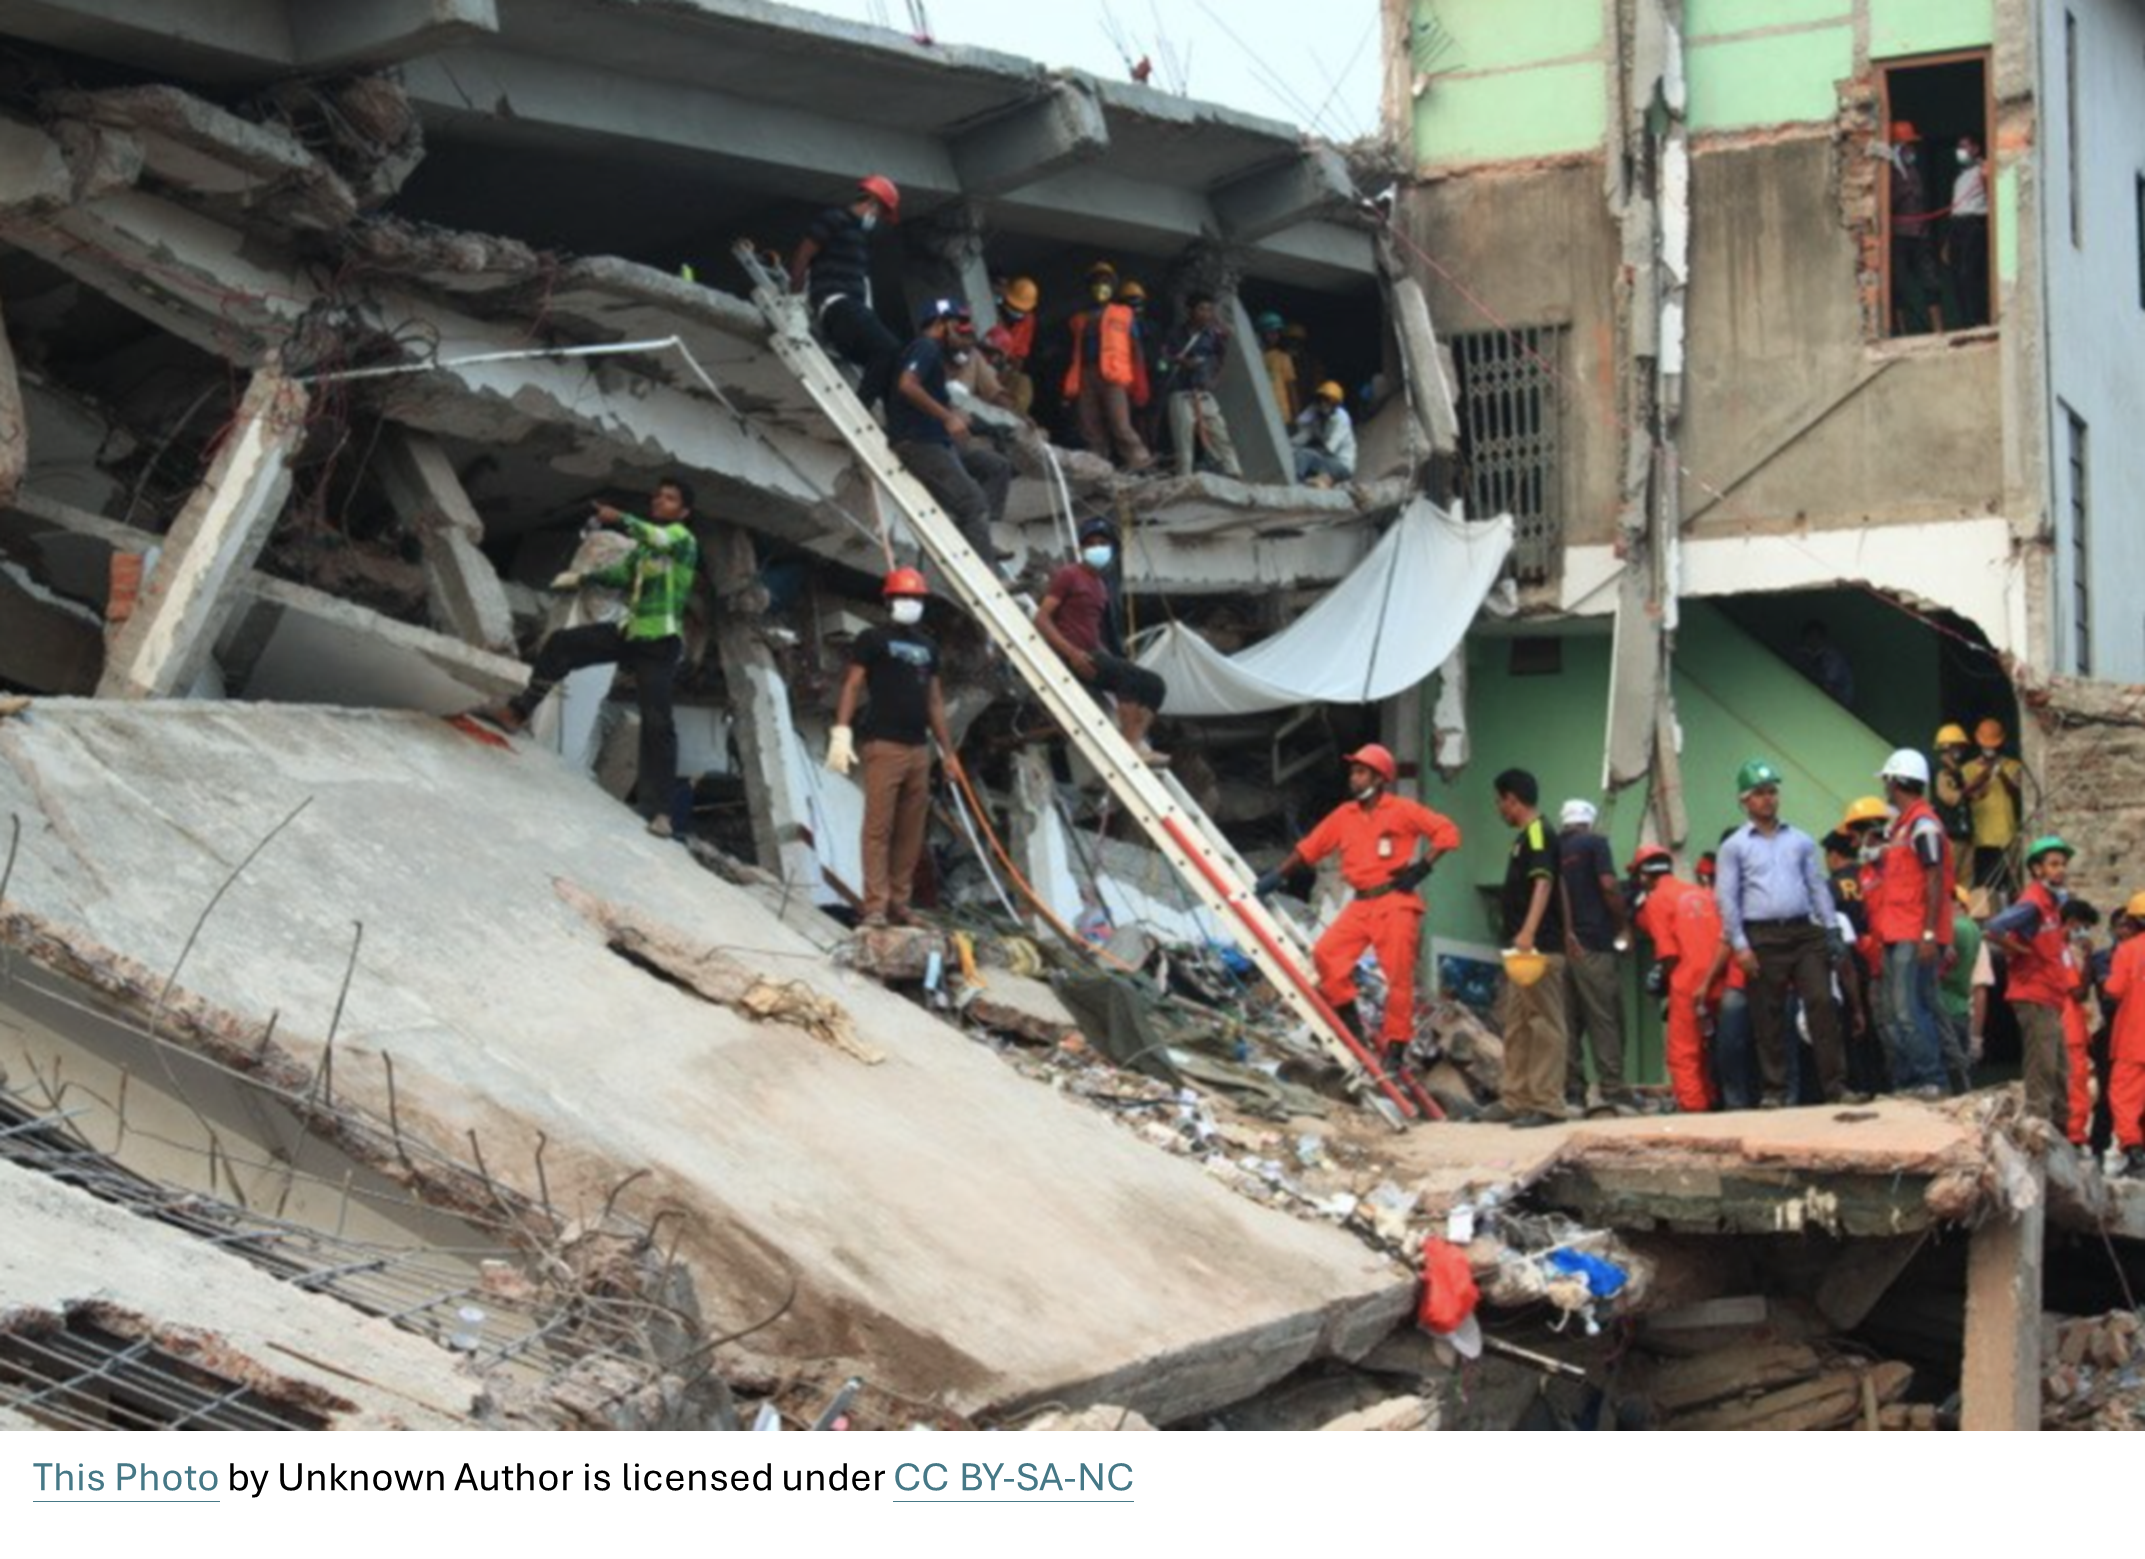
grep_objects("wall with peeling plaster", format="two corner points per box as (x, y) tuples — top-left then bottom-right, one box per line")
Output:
(1405, 0), (1609, 167)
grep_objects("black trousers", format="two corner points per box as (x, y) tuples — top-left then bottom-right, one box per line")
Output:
(1747, 920), (1846, 1102)
(513, 623), (682, 821)
(1948, 215), (1989, 328)
(820, 296), (902, 409)
(1090, 651), (1165, 714)
(892, 438), (1010, 560)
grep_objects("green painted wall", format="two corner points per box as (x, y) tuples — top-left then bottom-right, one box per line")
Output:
(1686, 22), (1855, 131)
(1686, 0), (1852, 36)
(1869, 0), (1994, 58)
(1418, 603), (1894, 1082)
(1410, 0), (1606, 166)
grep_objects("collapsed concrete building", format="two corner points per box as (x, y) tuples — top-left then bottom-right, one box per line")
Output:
(1, 0), (2143, 1433)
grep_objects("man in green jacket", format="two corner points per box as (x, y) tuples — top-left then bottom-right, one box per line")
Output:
(484, 477), (700, 836)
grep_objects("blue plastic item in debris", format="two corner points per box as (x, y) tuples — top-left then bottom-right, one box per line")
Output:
(1546, 1247), (1628, 1300)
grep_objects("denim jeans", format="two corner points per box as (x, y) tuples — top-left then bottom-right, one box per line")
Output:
(1715, 988), (1755, 1110)
(1878, 941), (1950, 1092)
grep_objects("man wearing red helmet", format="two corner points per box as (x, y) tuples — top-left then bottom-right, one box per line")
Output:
(828, 567), (957, 929)
(1629, 846), (1724, 1112)
(1254, 745), (1460, 1081)
(788, 174), (903, 410)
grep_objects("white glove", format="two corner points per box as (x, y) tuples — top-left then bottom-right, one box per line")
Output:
(550, 570), (583, 591)
(826, 725), (856, 776)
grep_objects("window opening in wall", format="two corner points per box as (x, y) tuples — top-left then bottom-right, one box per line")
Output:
(2134, 172), (2144, 309)
(1452, 326), (1564, 584)
(2067, 408), (2090, 676)
(1879, 53), (1994, 336)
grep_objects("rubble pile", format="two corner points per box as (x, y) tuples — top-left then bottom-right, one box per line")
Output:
(2042, 1310), (2145, 1429)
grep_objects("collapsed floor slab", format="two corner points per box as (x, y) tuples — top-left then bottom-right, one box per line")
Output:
(0, 700), (1411, 1422)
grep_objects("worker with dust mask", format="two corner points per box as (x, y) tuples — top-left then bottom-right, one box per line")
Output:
(827, 568), (958, 930)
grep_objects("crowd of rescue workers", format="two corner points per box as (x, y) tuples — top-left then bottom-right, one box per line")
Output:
(465, 176), (2140, 1174)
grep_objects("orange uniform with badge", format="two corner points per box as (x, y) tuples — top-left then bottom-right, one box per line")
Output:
(1292, 794), (1461, 1045)
(1635, 876), (1724, 1112)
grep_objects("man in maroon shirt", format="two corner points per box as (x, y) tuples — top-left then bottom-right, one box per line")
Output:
(1036, 517), (1168, 765)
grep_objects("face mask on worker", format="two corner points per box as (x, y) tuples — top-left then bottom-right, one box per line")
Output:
(1957, 147), (1973, 165)
(889, 597), (924, 626)
(859, 210), (879, 233)
(1354, 781), (1382, 803)
(1091, 284), (1113, 303)
(1081, 544), (1113, 569)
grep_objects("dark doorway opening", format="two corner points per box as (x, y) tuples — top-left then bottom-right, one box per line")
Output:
(1881, 54), (1994, 336)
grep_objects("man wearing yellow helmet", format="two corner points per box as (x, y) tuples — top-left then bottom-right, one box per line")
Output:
(1290, 380), (1355, 486)
(1932, 723), (1975, 844)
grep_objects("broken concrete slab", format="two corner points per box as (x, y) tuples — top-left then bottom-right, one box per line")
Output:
(96, 364), (306, 700)
(217, 574), (529, 713)
(0, 293), (22, 512)
(0, 701), (1412, 1422)
(0, 1155), (475, 1429)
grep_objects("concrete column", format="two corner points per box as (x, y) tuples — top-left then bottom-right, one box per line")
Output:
(97, 364), (306, 700)
(909, 203), (996, 328)
(1006, 747), (1061, 934)
(707, 525), (816, 890)
(375, 430), (515, 653)
(1217, 296), (1292, 486)
(1960, 1169), (2045, 1431)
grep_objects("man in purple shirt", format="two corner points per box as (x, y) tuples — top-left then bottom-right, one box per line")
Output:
(1709, 757), (1852, 1108)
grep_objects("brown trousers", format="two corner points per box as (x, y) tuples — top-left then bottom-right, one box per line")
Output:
(2013, 1000), (2070, 1128)
(1075, 378), (1151, 469)
(859, 739), (932, 919)
(1564, 948), (1626, 1094)
(1499, 954), (1570, 1116)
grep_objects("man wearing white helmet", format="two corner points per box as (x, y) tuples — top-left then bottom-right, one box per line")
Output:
(1868, 747), (1957, 1098)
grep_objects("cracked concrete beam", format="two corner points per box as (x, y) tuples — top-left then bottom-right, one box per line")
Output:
(289, 0), (499, 71)
(953, 78), (1110, 198)
(375, 431), (516, 653)
(47, 86), (356, 230)
(97, 365), (307, 701)
(0, 176), (854, 543)
(222, 574), (528, 711)
(1212, 145), (1356, 245)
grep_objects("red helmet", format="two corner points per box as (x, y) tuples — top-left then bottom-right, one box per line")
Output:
(857, 174), (900, 219)
(1628, 844), (1674, 876)
(882, 566), (928, 598)
(1343, 744), (1396, 783)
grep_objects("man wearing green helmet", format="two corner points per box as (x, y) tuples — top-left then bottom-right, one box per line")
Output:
(1985, 835), (2077, 1126)
(1710, 758), (1851, 1107)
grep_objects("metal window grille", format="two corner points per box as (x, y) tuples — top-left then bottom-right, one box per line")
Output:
(1453, 327), (1564, 583)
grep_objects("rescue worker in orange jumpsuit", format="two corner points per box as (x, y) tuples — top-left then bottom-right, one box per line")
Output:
(2060, 899), (2101, 1146)
(2099, 889), (2145, 1178)
(1061, 261), (1154, 471)
(1630, 846), (1723, 1113)
(1255, 745), (1460, 1077)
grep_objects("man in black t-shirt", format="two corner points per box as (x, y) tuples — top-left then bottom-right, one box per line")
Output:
(889, 298), (1012, 565)
(1557, 799), (1629, 1106)
(827, 568), (958, 928)
(1485, 768), (1570, 1126)
(788, 174), (903, 409)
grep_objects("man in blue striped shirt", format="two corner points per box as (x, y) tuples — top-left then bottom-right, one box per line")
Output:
(1711, 758), (1850, 1107)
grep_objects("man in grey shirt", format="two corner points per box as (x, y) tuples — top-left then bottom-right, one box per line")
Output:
(1710, 758), (1850, 1107)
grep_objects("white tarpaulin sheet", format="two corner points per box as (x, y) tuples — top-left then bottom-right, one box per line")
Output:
(1132, 499), (1514, 716)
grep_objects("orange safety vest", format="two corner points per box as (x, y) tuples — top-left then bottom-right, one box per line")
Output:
(1867, 797), (1956, 946)
(1062, 305), (1146, 397)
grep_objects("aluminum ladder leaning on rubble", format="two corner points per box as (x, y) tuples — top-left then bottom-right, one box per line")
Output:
(733, 242), (1438, 1128)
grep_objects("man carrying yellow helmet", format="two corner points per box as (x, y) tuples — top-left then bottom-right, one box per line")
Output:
(1961, 718), (2025, 892)
(1931, 723), (1975, 845)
